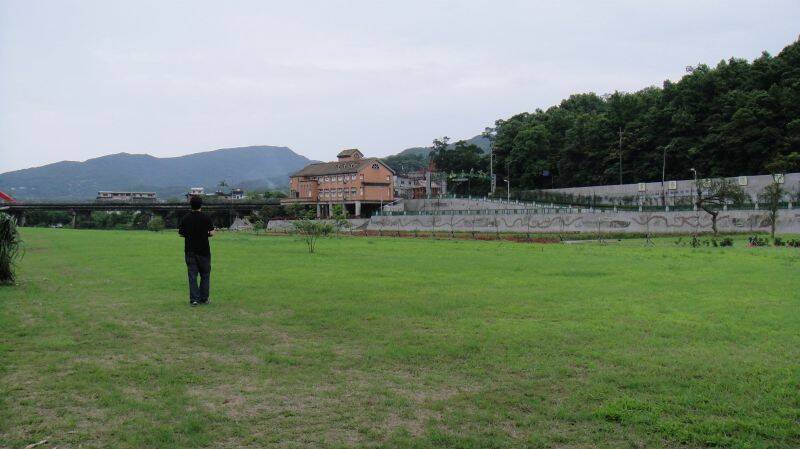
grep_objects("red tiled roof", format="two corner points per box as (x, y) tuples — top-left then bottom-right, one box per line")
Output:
(291, 158), (394, 177)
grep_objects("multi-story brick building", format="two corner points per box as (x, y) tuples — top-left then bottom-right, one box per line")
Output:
(282, 149), (395, 217)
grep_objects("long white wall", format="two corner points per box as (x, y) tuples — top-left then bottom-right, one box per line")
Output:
(367, 209), (800, 234)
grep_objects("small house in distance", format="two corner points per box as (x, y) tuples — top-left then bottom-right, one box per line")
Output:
(185, 186), (245, 201)
(229, 216), (253, 231)
(96, 191), (157, 203)
(282, 149), (394, 217)
(394, 164), (447, 199)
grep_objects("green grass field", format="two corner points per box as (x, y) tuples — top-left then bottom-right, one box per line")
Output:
(1, 229), (799, 449)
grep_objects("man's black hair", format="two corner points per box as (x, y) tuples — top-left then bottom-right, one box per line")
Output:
(189, 195), (203, 211)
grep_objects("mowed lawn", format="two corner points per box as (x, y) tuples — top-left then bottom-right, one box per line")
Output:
(1, 229), (799, 449)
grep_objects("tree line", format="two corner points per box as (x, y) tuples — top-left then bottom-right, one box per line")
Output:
(424, 38), (800, 193)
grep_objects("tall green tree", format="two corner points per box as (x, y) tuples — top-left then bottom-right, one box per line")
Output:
(759, 181), (785, 240)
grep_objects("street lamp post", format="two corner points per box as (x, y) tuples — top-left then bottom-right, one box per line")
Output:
(505, 160), (511, 203)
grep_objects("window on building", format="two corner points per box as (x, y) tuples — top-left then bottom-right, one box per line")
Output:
(350, 188), (356, 195)
(372, 163), (379, 170)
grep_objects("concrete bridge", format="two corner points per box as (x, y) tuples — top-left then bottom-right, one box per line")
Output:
(1, 199), (280, 227)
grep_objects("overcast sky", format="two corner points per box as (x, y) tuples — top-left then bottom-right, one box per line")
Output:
(1, 1), (799, 173)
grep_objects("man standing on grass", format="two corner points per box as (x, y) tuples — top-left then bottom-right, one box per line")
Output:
(179, 195), (215, 306)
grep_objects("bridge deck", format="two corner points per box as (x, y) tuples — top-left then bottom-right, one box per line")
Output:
(2, 200), (280, 212)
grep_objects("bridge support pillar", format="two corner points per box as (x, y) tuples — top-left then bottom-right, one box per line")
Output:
(154, 209), (172, 228)
(71, 210), (91, 228)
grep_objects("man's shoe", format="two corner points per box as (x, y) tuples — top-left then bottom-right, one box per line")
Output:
(190, 300), (199, 307)
(200, 299), (210, 305)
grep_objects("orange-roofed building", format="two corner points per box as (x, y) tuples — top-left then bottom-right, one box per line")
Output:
(282, 149), (395, 217)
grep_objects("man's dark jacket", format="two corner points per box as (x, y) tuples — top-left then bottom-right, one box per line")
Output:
(178, 211), (214, 256)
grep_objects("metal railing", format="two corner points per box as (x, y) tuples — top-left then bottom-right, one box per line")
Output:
(374, 203), (795, 217)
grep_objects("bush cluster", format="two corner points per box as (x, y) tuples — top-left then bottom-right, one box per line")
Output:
(0, 213), (23, 284)
(747, 236), (769, 247)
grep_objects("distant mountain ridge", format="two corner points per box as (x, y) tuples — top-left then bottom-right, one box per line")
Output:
(396, 135), (492, 158)
(0, 146), (312, 200)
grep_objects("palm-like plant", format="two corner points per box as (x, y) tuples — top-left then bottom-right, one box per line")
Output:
(0, 213), (23, 284)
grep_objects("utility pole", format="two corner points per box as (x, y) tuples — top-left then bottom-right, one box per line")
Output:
(690, 168), (699, 243)
(661, 145), (668, 207)
(490, 148), (495, 196)
(618, 127), (624, 185)
(483, 126), (496, 196)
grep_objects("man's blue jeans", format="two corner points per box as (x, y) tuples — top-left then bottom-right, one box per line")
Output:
(185, 252), (211, 303)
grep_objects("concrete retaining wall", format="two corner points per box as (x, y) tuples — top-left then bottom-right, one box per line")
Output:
(367, 210), (800, 234)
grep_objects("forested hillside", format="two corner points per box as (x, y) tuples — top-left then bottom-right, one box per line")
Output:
(440, 38), (800, 191)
